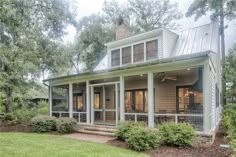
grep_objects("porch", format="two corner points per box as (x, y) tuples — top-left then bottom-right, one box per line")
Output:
(48, 59), (209, 133)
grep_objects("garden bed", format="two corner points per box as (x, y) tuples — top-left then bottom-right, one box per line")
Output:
(0, 120), (32, 132)
(108, 126), (232, 157)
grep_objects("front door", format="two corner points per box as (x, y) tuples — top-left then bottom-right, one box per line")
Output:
(93, 84), (117, 125)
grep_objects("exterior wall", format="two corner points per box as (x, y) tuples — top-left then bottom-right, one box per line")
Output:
(162, 29), (178, 58)
(124, 69), (199, 113)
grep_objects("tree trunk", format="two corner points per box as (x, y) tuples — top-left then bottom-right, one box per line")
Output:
(219, 1), (226, 105)
(5, 90), (12, 113)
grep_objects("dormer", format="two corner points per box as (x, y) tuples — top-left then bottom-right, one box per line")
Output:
(105, 27), (178, 68)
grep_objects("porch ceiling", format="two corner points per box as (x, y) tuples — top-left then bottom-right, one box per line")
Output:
(45, 53), (209, 86)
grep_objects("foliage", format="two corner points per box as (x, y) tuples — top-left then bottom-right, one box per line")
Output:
(75, 14), (115, 71)
(222, 103), (236, 137)
(126, 127), (161, 151)
(0, 0), (77, 113)
(37, 101), (48, 115)
(103, 0), (182, 31)
(158, 122), (196, 147)
(225, 44), (236, 98)
(75, 0), (182, 71)
(31, 115), (56, 132)
(56, 117), (76, 133)
(115, 121), (147, 141)
(0, 133), (149, 157)
(223, 103), (236, 157)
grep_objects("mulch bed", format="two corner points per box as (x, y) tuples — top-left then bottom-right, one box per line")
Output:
(0, 120), (32, 132)
(108, 126), (232, 157)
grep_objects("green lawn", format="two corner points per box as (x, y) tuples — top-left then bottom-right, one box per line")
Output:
(0, 133), (149, 157)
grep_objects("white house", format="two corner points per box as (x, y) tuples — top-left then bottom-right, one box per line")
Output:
(44, 22), (222, 138)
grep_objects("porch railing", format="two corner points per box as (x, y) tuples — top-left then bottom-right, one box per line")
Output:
(51, 111), (87, 124)
(124, 113), (148, 123)
(154, 113), (203, 131)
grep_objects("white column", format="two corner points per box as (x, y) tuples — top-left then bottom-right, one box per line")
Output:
(120, 75), (125, 121)
(69, 83), (73, 118)
(203, 64), (210, 133)
(91, 86), (94, 124)
(86, 80), (90, 124)
(115, 83), (119, 125)
(102, 86), (106, 121)
(148, 72), (154, 128)
(49, 86), (52, 116)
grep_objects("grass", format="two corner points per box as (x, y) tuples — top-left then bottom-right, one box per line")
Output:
(0, 133), (149, 157)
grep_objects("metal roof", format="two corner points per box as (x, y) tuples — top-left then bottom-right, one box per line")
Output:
(44, 23), (219, 82)
(171, 23), (219, 57)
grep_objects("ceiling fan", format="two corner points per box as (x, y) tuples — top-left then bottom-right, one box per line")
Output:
(159, 72), (177, 82)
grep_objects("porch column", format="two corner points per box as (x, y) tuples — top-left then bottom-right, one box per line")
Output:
(102, 86), (106, 121)
(115, 83), (119, 125)
(86, 80), (90, 124)
(49, 86), (52, 116)
(91, 86), (94, 124)
(203, 63), (210, 133)
(148, 72), (154, 128)
(120, 75), (125, 121)
(69, 83), (73, 118)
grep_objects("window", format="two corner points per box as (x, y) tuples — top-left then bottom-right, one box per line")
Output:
(122, 46), (131, 65)
(73, 93), (85, 111)
(146, 40), (158, 60)
(111, 49), (120, 67)
(125, 89), (148, 113)
(133, 43), (144, 62)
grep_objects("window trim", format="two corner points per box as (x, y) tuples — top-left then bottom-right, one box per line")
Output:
(109, 37), (159, 67)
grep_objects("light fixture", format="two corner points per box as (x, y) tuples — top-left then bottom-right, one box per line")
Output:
(187, 68), (191, 71)
(140, 74), (143, 77)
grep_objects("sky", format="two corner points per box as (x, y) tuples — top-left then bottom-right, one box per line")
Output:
(63, 0), (236, 52)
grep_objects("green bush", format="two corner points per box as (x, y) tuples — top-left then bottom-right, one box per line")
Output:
(31, 115), (56, 132)
(13, 108), (38, 123)
(126, 127), (161, 151)
(158, 122), (196, 147)
(56, 118), (76, 133)
(223, 103), (236, 138)
(115, 121), (147, 141)
(37, 101), (48, 115)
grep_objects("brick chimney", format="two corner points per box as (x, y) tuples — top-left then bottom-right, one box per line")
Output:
(116, 16), (132, 40)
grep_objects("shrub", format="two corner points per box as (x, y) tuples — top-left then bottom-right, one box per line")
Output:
(158, 122), (196, 147)
(56, 118), (76, 133)
(115, 121), (147, 141)
(223, 103), (236, 138)
(37, 101), (48, 115)
(13, 108), (38, 123)
(31, 115), (56, 132)
(126, 127), (161, 151)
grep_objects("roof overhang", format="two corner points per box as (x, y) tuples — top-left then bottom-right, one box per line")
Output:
(44, 51), (211, 86)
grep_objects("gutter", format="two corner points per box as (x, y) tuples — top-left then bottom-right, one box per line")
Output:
(43, 51), (211, 82)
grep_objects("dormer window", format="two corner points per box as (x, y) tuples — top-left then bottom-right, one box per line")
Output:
(133, 43), (144, 63)
(111, 49), (120, 67)
(109, 39), (158, 67)
(122, 46), (131, 65)
(146, 40), (158, 60)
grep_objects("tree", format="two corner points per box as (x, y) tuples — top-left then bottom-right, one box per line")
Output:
(75, 14), (115, 71)
(0, 0), (77, 112)
(103, 0), (182, 32)
(186, 0), (236, 105)
(225, 44), (236, 99)
(76, 0), (182, 71)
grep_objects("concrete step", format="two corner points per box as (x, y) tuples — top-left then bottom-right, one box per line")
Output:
(76, 130), (115, 137)
(84, 127), (116, 133)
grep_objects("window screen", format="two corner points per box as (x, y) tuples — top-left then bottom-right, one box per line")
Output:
(122, 46), (131, 64)
(111, 49), (120, 67)
(133, 43), (144, 62)
(146, 40), (158, 60)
